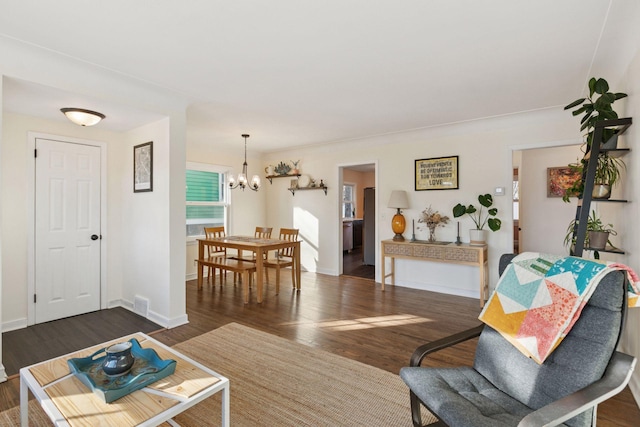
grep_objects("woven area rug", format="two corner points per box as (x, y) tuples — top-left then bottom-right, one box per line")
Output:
(1, 322), (437, 426)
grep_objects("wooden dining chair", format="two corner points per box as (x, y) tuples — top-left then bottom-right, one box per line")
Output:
(264, 228), (299, 294)
(204, 226), (227, 285)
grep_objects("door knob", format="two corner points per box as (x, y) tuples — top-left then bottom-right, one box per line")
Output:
(91, 234), (99, 240)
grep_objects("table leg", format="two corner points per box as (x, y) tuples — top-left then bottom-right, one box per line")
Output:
(295, 242), (301, 290)
(20, 373), (28, 426)
(390, 257), (395, 286)
(243, 270), (249, 304)
(197, 240), (204, 290)
(256, 248), (264, 303)
(221, 382), (230, 427)
(480, 260), (489, 307)
(381, 250), (385, 291)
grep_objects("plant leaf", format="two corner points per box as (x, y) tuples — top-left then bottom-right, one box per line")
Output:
(488, 208), (498, 216)
(614, 93), (628, 100)
(452, 204), (466, 218)
(594, 78), (609, 94)
(488, 218), (501, 232)
(564, 98), (586, 110)
(589, 78), (597, 97)
(478, 194), (493, 208)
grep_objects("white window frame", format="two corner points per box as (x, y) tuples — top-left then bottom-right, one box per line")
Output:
(186, 161), (230, 242)
(342, 182), (356, 219)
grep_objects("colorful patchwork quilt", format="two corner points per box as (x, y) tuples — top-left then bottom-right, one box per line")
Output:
(478, 252), (640, 364)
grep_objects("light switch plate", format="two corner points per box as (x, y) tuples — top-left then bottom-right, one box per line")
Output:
(494, 187), (505, 196)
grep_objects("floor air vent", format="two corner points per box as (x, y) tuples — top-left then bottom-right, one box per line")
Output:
(134, 295), (149, 317)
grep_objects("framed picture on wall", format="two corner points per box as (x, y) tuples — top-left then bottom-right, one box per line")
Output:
(134, 141), (153, 192)
(547, 166), (580, 198)
(415, 156), (459, 191)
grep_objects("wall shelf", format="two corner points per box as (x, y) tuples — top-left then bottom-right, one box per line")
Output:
(288, 186), (328, 196)
(571, 117), (632, 257)
(266, 174), (300, 184)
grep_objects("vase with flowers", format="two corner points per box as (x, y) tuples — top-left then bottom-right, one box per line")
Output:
(418, 206), (450, 242)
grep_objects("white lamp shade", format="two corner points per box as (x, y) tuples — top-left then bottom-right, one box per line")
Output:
(388, 190), (409, 209)
(61, 108), (105, 126)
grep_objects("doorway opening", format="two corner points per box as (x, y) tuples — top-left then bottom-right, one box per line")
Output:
(340, 163), (376, 280)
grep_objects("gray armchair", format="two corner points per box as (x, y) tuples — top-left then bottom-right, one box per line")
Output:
(400, 254), (637, 427)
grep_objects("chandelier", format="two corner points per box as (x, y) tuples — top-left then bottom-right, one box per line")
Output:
(229, 134), (261, 191)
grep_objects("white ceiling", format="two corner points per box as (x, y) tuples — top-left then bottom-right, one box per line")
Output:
(2, 0), (639, 152)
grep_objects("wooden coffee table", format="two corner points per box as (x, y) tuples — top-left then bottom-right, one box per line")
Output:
(20, 332), (230, 426)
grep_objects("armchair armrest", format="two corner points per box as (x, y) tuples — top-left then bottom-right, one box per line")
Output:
(518, 352), (637, 427)
(410, 324), (484, 367)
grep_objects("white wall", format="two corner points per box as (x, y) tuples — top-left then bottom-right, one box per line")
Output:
(0, 37), (190, 380)
(617, 43), (640, 404)
(118, 118), (187, 327)
(519, 144), (581, 255)
(184, 135), (267, 280)
(1, 113), (123, 327)
(263, 108), (580, 296)
(0, 81), (4, 380)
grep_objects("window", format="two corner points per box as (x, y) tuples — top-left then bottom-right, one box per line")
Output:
(342, 183), (355, 219)
(186, 162), (229, 237)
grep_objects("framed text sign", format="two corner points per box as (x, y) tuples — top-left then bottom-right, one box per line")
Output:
(134, 141), (153, 192)
(415, 156), (459, 191)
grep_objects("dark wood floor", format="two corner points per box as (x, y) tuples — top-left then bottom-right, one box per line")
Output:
(1, 272), (638, 426)
(2, 307), (162, 376)
(343, 246), (375, 279)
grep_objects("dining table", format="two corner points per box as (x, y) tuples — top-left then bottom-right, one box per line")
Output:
(196, 236), (301, 303)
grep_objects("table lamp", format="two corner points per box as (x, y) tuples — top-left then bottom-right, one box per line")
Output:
(388, 190), (409, 241)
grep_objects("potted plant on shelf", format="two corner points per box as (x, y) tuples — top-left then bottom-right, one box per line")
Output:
(452, 193), (501, 246)
(563, 153), (626, 202)
(564, 77), (627, 150)
(562, 77), (628, 203)
(564, 210), (617, 257)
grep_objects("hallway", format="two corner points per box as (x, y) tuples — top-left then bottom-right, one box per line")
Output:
(343, 246), (375, 280)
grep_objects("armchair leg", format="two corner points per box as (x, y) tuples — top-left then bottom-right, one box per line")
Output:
(410, 390), (425, 427)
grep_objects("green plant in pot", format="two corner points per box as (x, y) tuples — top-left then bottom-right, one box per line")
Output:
(562, 77), (627, 203)
(452, 194), (501, 246)
(564, 77), (627, 150)
(564, 210), (617, 258)
(563, 153), (625, 202)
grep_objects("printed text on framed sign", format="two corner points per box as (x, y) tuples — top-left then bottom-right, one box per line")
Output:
(415, 156), (459, 191)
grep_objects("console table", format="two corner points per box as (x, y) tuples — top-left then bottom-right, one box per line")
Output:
(380, 239), (489, 307)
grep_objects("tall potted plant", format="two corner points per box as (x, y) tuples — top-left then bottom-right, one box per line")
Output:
(564, 77), (627, 149)
(452, 193), (501, 246)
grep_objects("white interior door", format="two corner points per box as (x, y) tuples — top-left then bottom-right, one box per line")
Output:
(35, 138), (101, 323)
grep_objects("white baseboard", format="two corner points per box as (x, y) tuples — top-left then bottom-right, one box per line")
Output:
(392, 279), (480, 300)
(118, 299), (189, 329)
(1, 317), (28, 333)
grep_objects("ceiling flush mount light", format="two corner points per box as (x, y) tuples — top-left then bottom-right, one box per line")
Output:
(60, 108), (106, 126)
(229, 134), (260, 191)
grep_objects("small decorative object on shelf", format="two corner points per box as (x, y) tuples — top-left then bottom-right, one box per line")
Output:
(418, 206), (450, 242)
(291, 160), (300, 175)
(288, 182), (328, 195)
(274, 161), (291, 176)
